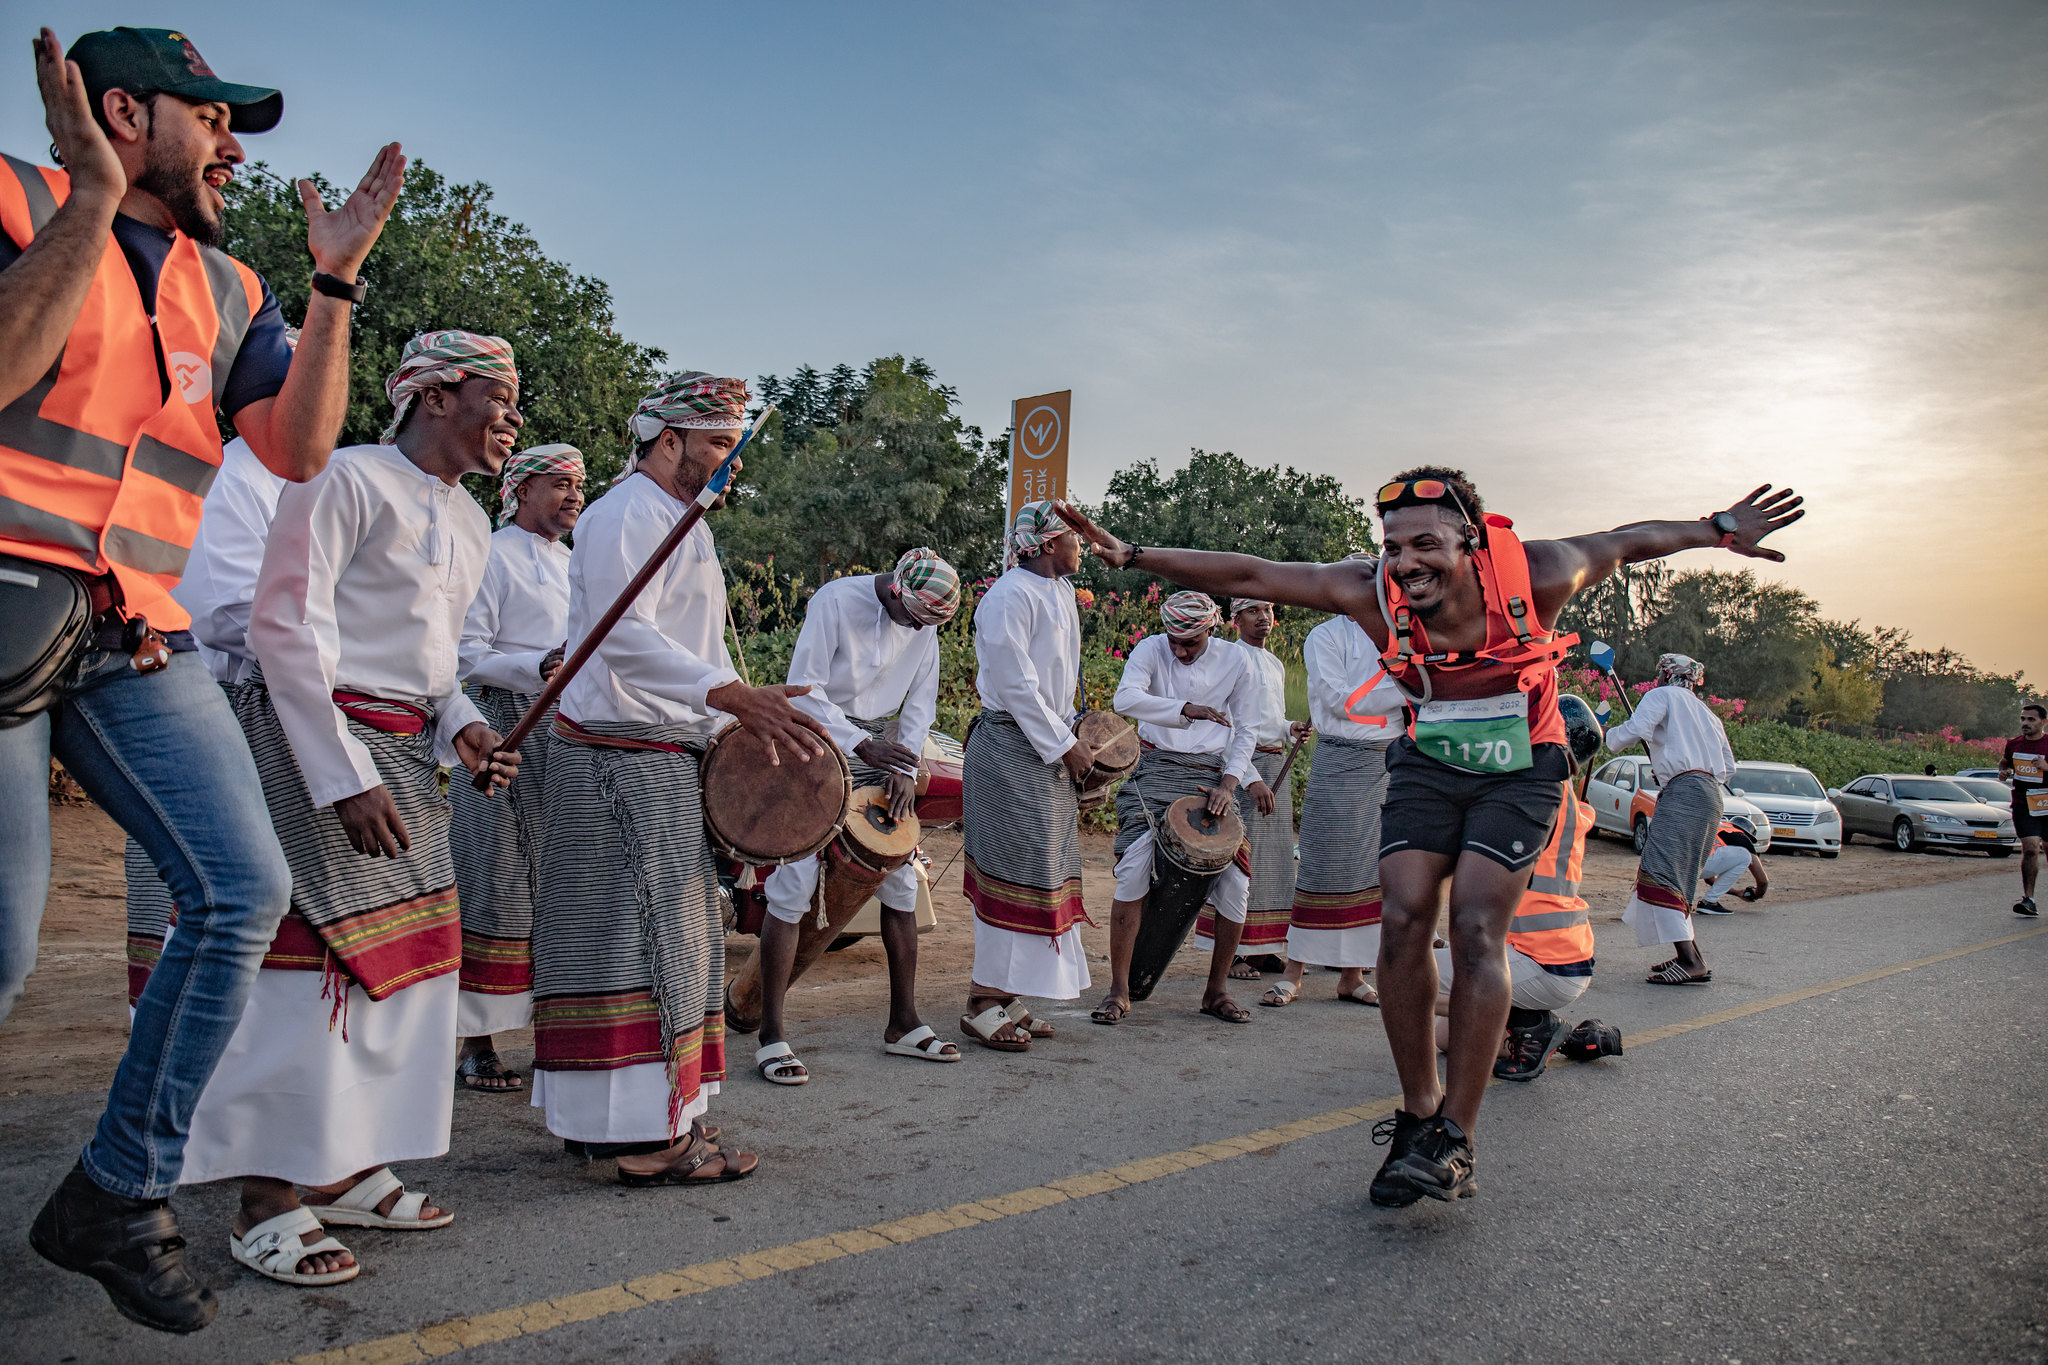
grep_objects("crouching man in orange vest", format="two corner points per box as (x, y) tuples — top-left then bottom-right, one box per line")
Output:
(1433, 694), (1624, 1080)
(1, 27), (402, 1333)
(1055, 468), (1804, 1208)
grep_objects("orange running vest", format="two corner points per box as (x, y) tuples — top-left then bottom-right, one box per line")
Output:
(1507, 786), (1595, 965)
(0, 152), (263, 630)
(1376, 514), (1577, 751)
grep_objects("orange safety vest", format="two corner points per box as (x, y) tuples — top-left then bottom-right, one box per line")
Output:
(1375, 514), (1578, 750)
(0, 152), (263, 630)
(1507, 786), (1596, 965)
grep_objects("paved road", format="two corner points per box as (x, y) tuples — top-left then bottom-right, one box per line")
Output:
(3, 872), (2043, 1365)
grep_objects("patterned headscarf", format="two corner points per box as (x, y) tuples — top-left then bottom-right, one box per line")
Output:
(1161, 590), (1221, 639)
(1004, 500), (1070, 569)
(629, 371), (751, 446)
(381, 330), (519, 443)
(1230, 598), (1274, 618)
(496, 443), (585, 527)
(892, 547), (961, 626)
(1655, 653), (1706, 688)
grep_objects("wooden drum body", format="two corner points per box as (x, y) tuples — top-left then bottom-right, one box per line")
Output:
(727, 785), (922, 1034)
(1072, 710), (1139, 813)
(1127, 794), (1247, 1001)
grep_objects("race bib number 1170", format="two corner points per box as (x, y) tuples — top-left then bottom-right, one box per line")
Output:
(1413, 693), (1533, 774)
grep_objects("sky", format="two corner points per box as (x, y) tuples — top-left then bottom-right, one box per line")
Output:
(6, 1), (2044, 683)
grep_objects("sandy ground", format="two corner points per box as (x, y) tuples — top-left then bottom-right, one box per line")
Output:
(0, 800), (2011, 1101)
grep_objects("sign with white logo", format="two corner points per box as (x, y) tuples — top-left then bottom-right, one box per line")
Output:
(1006, 389), (1071, 528)
(168, 351), (212, 405)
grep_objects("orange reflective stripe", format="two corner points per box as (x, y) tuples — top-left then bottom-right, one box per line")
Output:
(1508, 790), (1596, 962)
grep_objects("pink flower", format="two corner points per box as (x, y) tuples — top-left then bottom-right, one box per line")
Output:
(1074, 588), (1096, 608)
(1110, 649), (1124, 660)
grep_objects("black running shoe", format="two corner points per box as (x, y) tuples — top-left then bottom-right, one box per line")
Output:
(1385, 1113), (1477, 1203)
(1368, 1109), (1427, 1207)
(1494, 1011), (1566, 1082)
(2016, 897), (2038, 918)
(1559, 1018), (1624, 1062)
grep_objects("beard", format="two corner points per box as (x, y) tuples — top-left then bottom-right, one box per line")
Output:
(132, 136), (226, 247)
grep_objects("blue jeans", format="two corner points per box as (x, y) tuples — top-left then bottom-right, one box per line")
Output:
(0, 649), (289, 1199)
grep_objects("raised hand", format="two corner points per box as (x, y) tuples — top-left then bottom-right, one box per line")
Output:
(299, 141), (407, 280)
(1720, 485), (1805, 563)
(33, 28), (123, 201)
(1051, 500), (1132, 568)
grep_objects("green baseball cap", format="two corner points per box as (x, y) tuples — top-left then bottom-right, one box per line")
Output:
(67, 27), (282, 134)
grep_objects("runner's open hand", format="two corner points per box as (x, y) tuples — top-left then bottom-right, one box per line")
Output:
(1181, 702), (1231, 727)
(1246, 779), (1276, 817)
(454, 722), (519, 796)
(1051, 501), (1133, 568)
(334, 784), (409, 858)
(707, 682), (831, 766)
(300, 141), (406, 280)
(1718, 485), (1804, 563)
(33, 29), (123, 202)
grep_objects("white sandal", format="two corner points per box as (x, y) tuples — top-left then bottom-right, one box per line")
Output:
(884, 1024), (961, 1062)
(230, 1207), (359, 1286)
(959, 1002), (1029, 1051)
(312, 1166), (454, 1230)
(755, 1040), (809, 1085)
(1259, 979), (1300, 1007)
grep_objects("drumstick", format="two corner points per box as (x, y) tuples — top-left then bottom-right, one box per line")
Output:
(470, 406), (777, 790)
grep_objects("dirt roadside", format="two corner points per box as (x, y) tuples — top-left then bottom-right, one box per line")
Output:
(0, 803), (2008, 1100)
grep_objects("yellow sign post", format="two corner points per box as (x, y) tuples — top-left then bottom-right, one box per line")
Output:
(1007, 389), (1071, 528)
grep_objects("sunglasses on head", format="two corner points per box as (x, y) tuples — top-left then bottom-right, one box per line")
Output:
(1377, 478), (1457, 506)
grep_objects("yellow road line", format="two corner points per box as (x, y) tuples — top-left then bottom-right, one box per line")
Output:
(283, 924), (2046, 1365)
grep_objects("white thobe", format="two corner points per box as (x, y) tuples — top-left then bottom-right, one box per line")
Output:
(1238, 639), (1289, 749)
(1111, 633), (1256, 921)
(1604, 685), (1737, 785)
(555, 473), (740, 732)
(188, 444), (488, 1188)
(1305, 615), (1403, 741)
(459, 525), (571, 694)
(537, 472), (735, 1140)
(172, 436), (285, 684)
(766, 574), (939, 923)
(969, 567), (1090, 994)
(247, 443), (488, 808)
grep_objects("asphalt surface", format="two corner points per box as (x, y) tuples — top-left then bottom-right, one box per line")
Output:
(2, 871), (2043, 1365)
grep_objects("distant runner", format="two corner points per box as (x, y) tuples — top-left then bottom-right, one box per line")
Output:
(2001, 702), (2048, 917)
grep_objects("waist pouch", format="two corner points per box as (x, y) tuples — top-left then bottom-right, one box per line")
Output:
(0, 552), (94, 729)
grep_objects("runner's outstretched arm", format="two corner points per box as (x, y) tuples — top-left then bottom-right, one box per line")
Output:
(1053, 501), (1381, 625)
(1528, 484), (1804, 618)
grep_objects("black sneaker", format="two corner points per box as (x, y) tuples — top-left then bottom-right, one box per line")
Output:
(28, 1161), (216, 1333)
(1494, 1011), (1566, 1082)
(1368, 1109), (1427, 1207)
(1695, 900), (1732, 915)
(1559, 1018), (1624, 1062)
(2016, 898), (2038, 918)
(1385, 1113), (1477, 1203)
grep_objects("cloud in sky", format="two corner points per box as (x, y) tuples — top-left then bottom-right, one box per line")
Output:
(6, 0), (2042, 680)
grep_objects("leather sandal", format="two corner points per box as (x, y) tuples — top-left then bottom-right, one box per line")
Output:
(30, 1161), (217, 1334)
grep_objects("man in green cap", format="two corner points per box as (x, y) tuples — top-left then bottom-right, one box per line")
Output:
(1, 26), (403, 1333)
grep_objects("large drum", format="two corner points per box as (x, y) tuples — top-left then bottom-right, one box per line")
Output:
(1128, 793), (1246, 1001)
(727, 785), (923, 1033)
(1072, 710), (1139, 813)
(700, 723), (850, 865)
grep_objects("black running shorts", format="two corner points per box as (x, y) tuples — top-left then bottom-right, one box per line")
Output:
(1379, 737), (1568, 872)
(2015, 790), (2048, 841)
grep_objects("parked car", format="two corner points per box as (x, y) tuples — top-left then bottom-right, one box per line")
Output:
(1951, 776), (2016, 807)
(1953, 768), (2008, 784)
(1584, 755), (1773, 854)
(1827, 773), (2017, 855)
(1729, 761), (1842, 857)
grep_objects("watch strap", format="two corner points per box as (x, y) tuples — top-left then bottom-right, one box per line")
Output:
(311, 271), (366, 304)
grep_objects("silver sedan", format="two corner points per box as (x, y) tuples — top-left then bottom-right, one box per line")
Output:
(1827, 773), (2017, 856)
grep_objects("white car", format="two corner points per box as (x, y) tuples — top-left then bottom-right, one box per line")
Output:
(1730, 761), (1843, 858)
(1583, 755), (1773, 854)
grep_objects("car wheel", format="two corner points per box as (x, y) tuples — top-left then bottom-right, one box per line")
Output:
(1891, 818), (1918, 853)
(1840, 831), (1853, 846)
(1987, 847), (2013, 859)
(1632, 815), (1650, 855)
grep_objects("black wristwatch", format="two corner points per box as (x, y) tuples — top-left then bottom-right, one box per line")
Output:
(1127, 543), (1145, 564)
(311, 271), (366, 304)
(1708, 510), (1738, 546)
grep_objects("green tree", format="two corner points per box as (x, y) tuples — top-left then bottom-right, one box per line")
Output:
(1798, 648), (1884, 728)
(1077, 449), (1375, 613)
(1634, 569), (1821, 714)
(220, 161), (665, 518)
(721, 356), (1007, 591)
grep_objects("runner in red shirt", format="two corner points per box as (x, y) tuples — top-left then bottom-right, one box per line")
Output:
(1999, 702), (2048, 916)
